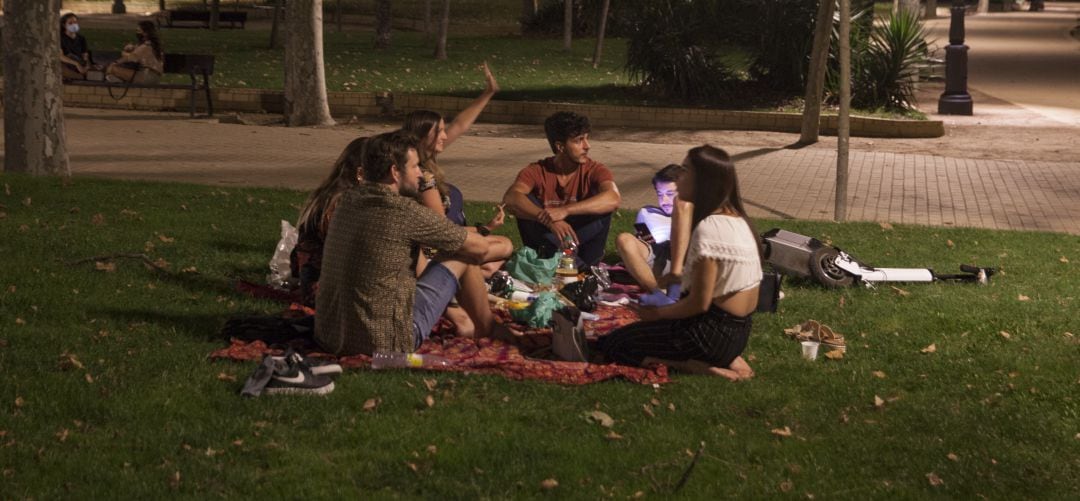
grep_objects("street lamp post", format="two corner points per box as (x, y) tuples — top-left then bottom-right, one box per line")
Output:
(938, 1), (973, 115)
(112, 0), (126, 14)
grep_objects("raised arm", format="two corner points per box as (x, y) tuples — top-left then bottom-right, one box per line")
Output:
(442, 62), (499, 149)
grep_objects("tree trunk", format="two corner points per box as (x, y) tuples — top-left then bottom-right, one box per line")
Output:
(977, 0), (989, 13)
(899, 0), (920, 14)
(284, 0), (335, 127)
(374, 0), (392, 49)
(925, 0), (937, 18)
(336, 0), (343, 32)
(159, 0), (166, 11)
(434, 0), (450, 60)
(591, 0), (610, 68)
(270, 0), (284, 49)
(836, 0), (851, 222)
(423, 0), (432, 37)
(209, 0), (220, 31)
(799, 0), (837, 144)
(562, 0), (572, 52)
(2, 0), (70, 176)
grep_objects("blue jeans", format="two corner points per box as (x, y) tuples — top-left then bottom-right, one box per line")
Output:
(412, 261), (460, 349)
(515, 195), (613, 267)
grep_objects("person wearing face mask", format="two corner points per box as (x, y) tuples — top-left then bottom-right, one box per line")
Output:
(106, 20), (164, 84)
(60, 13), (92, 80)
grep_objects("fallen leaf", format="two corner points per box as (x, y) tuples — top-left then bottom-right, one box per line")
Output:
(362, 398), (380, 411)
(424, 395), (435, 408)
(3, 184), (9, 195)
(926, 472), (944, 486)
(540, 478), (559, 490)
(921, 343), (937, 354)
(649, 398), (661, 406)
(405, 462), (419, 472)
(604, 431), (624, 441)
(90, 213), (105, 225)
(824, 349), (844, 360)
(22, 197), (31, 207)
(181, 267), (198, 274)
(216, 372), (237, 383)
(1065, 332), (1074, 338)
(890, 286), (910, 297)
(423, 378), (437, 391)
(1017, 294), (1030, 302)
(84, 373), (94, 384)
(642, 404), (655, 418)
(667, 403), (676, 412)
(1060, 256), (1069, 263)
(947, 452), (959, 461)
(999, 331), (1012, 340)
(56, 428), (70, 442)
(94, 261), (116, 273)
(58, 352), (84, 370)
(872, 371), (886, 379)
(426, 444), (437, 455)
(878, 222), (893, 230)
(770, 426), (793, 437)
(779, 480), (794, 493)
(873, 395), (885, 408)
(169, 470), (181, 489)
(838, 295), (846, 308)
(232, 439), (244, 446)
(945, 240), (954, 249)
(158, 234), (175, 243)
(15, 318), (25, 325)
(14, 397), (24, 408)
(584, 410), (615, 428)
(205, 447), (220, 457)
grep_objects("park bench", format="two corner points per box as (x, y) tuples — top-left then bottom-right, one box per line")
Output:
(161, 9), (248, 29)
(66, 51), (216, 117)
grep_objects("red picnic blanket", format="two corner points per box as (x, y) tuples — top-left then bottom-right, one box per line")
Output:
(218, 282), (668, 385)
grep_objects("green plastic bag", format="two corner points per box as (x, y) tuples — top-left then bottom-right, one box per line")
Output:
(510, 292), (562, 328)
(505, 247), (559, 285)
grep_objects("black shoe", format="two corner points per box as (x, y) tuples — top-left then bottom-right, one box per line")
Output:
(263, 359), (335, 396)
(271, 349), (342, 376)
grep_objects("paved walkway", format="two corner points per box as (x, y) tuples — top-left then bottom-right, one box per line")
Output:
(17, 107), (1079, 235)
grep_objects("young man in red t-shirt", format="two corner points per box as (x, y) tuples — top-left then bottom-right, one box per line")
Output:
(502, 111), (622, 266)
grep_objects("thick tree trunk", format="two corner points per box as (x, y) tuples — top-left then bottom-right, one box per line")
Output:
(977, 0), (989, 13)
(434, 0), (450, 60)
(836, 0), (851, 222)
(284, 0), (335, 127)
(159, 0), (166, 11)
(374, 0), (392, 49)
(2, 0), (70, 176)
(209, 0), (220, 31)
(899, 0), (920, 14)
(799, 0), (837, 144)
(925, 0), (937, 18)
(591, 0), (610, 68)
(562, 0), (572, 52)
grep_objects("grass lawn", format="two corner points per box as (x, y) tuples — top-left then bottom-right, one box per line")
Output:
(1, 173), (1077, 498)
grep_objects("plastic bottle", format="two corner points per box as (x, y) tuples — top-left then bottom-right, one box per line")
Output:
(556, 235), (579, 286)
(370, 351), (452, 370)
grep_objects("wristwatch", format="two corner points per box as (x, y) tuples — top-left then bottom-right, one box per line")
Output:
(475, 224), (491, 236)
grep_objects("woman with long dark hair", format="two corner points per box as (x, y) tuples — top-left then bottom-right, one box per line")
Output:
(106, 20), (164, 84)
(290, 137), (368, 307)
(600, 145), (763, 380)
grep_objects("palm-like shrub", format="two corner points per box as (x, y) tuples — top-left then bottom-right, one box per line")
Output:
(828, 8), (930, 110)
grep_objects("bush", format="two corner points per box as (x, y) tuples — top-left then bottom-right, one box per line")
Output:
(623, 1), (733, 103)
(828, 7), (929, 110)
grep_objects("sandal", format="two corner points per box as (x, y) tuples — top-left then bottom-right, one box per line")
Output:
(784, 320), (846, 352)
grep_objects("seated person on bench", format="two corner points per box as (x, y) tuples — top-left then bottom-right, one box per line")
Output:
(106, 21), (164, 84)
(615, 164), (689, 302)
(60, 13), (93, 80)
(502, 111), (621, 267)
(315, 131), (514, 356)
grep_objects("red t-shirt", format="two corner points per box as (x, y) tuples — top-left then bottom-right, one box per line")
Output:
(513, 157), (614, 209)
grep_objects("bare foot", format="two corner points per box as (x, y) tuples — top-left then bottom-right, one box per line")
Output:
(445, 305), (475, 337)
(728, 356), (755, 380)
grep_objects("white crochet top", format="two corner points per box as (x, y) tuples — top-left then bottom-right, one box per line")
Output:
(682, 215), (763, 298)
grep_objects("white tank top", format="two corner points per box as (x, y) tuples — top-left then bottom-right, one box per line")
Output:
(682, 215), (763, 298)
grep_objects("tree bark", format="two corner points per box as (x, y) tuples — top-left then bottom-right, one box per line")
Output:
(159, 0), (166, 11)
(799, 0), (837, 144)
(925, 0), (937, 18)
(284, 0), (335, 127)
(2, 0), (70, 176)
(836, 0), (851, 222)
(209, 0), (220, 31)
(336, 0), (343, 32)
(899, 0), (920, 14)
(591, 0), (610, 68)
(375, 0), (392, 49)
(434, 0), (450, 60)
(562, 0), (572, 52)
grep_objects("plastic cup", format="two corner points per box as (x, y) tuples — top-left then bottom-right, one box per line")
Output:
(801, 341), (820, 361)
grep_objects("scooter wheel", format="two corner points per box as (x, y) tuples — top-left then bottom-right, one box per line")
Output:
(809, 247), (854, 288)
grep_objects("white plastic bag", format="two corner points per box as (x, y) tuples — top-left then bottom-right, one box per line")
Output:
(267, 220), (298, 290)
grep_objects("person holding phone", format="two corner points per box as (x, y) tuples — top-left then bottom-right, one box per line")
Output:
(614, 164), (687, 296)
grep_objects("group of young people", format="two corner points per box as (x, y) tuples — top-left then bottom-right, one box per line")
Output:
(288, 65), (762, 380)
(60, 13), (165, 84)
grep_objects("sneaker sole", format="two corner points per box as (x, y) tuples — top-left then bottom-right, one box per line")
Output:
(263, 381), (335, 396)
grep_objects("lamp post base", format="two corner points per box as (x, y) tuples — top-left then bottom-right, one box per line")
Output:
(938, 93), (973, 115)
(112, 0), (127, 14)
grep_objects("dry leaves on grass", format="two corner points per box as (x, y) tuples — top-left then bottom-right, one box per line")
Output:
(921, 343), (937, 354)
(424, 395), (435, 408)
(824, 349), (844, 360)
(157, 234), (175, 243)
(362, 398), (381, 411)
(423, 378), (437, 391)
(94, 261), (116, 273)
(873, 395), (886, 408)
(878, 222), (893, 230)
(999, 331), (1012, 340)
(642, 404), (656, 418)
(891, 286), (911, 297)
(58, 352), (85, 371)
(770, 426), (793, 437)
(540, 478), (559, 490)
(1017, 294), (1031, 302)
(583, 410), (615, 428)
(1061, 256), (1070, 264)
(872, 371), (887, 379)
(926, 472), (944, 486)
(90, 213), (105, 225)
(947, 452), (959, 461)
(605, 431), (624, 441)
(945, 240), (955, 249)
(216, 372), (237, 383)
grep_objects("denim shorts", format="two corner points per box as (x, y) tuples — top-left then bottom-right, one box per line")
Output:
(412, 261), (459, 348)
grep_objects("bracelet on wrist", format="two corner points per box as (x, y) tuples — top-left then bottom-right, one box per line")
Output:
(475, 223), (491, 237)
